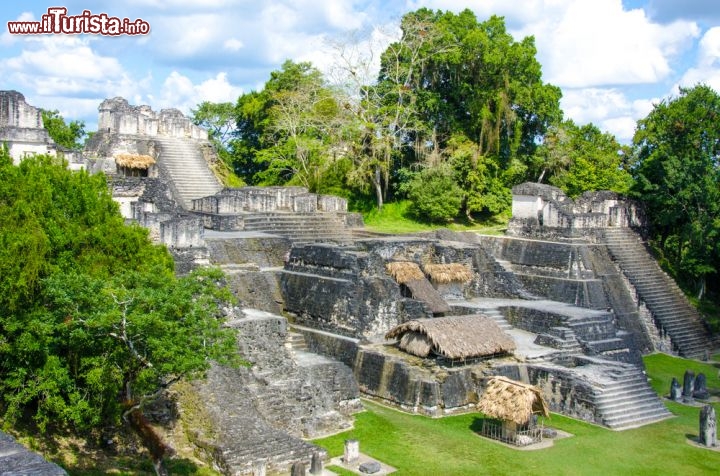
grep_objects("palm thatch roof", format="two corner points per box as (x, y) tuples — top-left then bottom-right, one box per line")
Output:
(477, 376), (549, 425)
(386, 261), (424, 284)
(385, 315), (516, 360)
(423, 263), (473, 284)
(115, 153), (156, 169)
(403, 278), (451, 314)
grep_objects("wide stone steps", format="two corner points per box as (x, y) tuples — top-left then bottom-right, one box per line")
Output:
(154, 137), (222, 208)
(242, 213), (353, 243)
(588, 363), (672, 430)
(200, 365), (321, 474)
(603, 228), (711, 358)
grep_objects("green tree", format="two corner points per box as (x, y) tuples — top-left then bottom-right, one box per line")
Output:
(233, 60), (345, 188)
(362, 9), (561, 214)
(0, 151), (240, 473)
(191, 101), (245, 187)
(535, 120), (633, 197)
(632, 84), (720, 299)
(41, 109), (86, 150)
(406, 165), (463, 223)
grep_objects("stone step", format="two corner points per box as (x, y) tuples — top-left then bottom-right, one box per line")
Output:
(598, 399), (669, 420)
(603, 407), (673, 429)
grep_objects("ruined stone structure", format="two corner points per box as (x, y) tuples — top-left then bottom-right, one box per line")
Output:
(7, 92), (716, 473)
(509, 182), (644, 235)
(0, 90), (83, 168)
(0, 90), (55, 162)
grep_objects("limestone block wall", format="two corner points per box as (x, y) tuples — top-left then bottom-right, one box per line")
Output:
(0, 90), (43, 128)
(192, 187), (349, 216)
(318, 195), (348, 212)
(293, 194), (318, 213)
(0, 91), (56, 162)
(160, 216), (205, 248)
(97, 97), (207, 140)
(510, 182), (646, 234)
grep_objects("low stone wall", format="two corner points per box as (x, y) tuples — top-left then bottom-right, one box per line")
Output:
(515, 364), (599, 424)
(160, 216), (204, 248)
(515, 275), (609, 309)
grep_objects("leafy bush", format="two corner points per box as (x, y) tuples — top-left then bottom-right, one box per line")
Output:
(406, 166), (463, 223)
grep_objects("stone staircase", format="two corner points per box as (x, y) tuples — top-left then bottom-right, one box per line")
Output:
(566, 313), (634, 362)
(154, 137), (222, 209)
(243, 212), (353, 243)
(199, 364), (322, 475)
(286, 330), (309, 353)
(478, 307), (513, 331)
(590, 363), (673, 430)
(603, 228), (711, 359)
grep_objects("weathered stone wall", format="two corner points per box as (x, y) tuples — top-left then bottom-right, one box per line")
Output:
(226, 310), (360, 438)
(0, 90), (43, 128)
(97, 97), (207, 140)
(508, 182), (646, 236)
(160, 216), (204, 248)
(0, 90), (57, 162)
(192, 186), (349, 216)
(206, 235), (290, 268)
(515, 275), (609, 309)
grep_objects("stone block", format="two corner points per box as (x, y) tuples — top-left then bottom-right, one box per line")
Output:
(359, 461), (382, 474)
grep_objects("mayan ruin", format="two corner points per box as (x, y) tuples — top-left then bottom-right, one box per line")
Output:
(2, 87), (718, 475)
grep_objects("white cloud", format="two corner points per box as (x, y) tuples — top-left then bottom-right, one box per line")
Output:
(407, 1), (699, 87)
(561, 87), (660, 142)
(0, 36), (148, 101)
(520, 1), (699, 87)
(1, 12), (36, 45)
(223, 38), (244, 51)
(155, 71), (243, 112)
(678, 27), (720, 92)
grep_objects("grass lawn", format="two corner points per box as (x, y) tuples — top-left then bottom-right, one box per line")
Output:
(314, 354), (720, 476)
(361, 200), (508, 235)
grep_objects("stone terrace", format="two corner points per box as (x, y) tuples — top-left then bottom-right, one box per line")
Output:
(192, 186), (358, 243)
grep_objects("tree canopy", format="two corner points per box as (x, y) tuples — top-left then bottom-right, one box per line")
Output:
(632, 84), (720, 298)
(41, 109), (86, 150)
(0, 150), (240, 470)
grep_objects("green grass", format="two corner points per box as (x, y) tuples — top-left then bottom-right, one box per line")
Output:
(362, 200), (508, 235)
(314, 354), (720, 476)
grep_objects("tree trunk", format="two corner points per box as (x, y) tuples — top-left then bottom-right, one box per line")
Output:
(127, 408), (171, 476)
(698, 277), (706, 300)
(373, 168), (384, 210)
(537, 168), (547, 183)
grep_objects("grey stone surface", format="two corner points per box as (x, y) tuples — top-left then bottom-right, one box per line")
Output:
(290, 461), (306, 476)
(310, 452), (323, 475)
(0, 430), (67, 475)
(670, 377), (683, 401)
(700, 405), (717, 447)
(683, 370), (696, 403)
(359, 461), (382, 474)
(694, 373), (709, 400)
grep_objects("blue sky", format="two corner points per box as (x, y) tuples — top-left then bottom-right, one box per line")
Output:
(1, 0), (719, 142)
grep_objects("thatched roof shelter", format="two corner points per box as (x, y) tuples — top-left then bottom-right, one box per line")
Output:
(114, 153), (156, 169)
(423, 263), (473, 284)
(385, 315), (516, 360)
(385, 261), (424, 284)
(477, 376), (549, 425)
(402, 278), (450, 314)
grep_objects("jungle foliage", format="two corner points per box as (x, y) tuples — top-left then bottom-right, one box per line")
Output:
(193, 9), (717, 304)
(0, 150), (240, 470)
